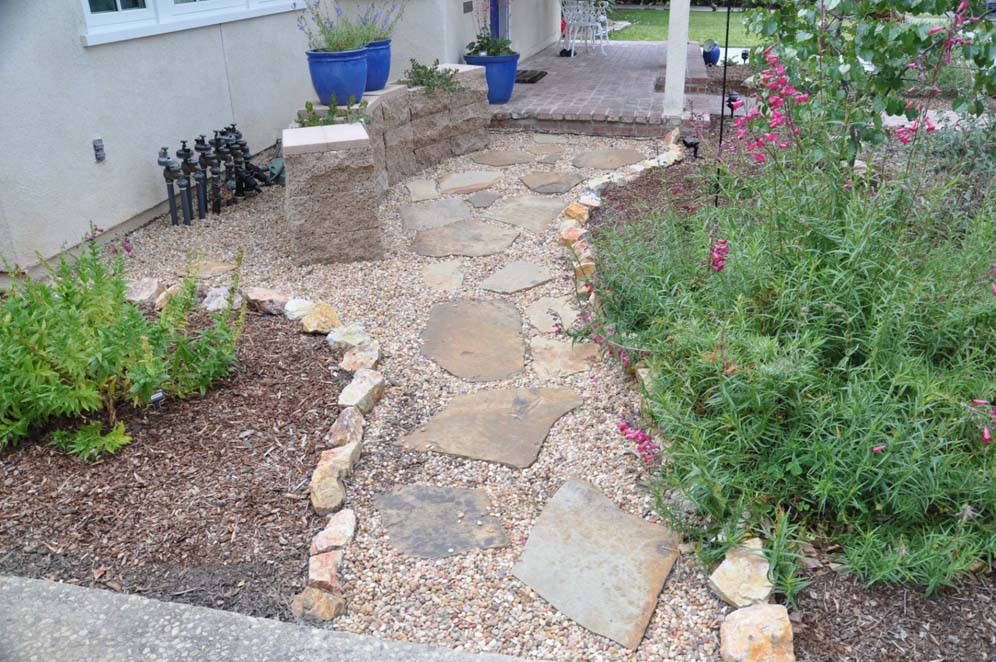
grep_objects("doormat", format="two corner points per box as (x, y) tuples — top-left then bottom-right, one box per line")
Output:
(515, 70), (548, 84)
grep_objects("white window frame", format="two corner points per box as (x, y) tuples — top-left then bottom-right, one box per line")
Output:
(80, 0), (297, 47)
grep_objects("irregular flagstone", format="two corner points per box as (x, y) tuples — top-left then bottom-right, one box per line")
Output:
(468, 191), (501, 209)
(720, 604), (796, 662)
(338, 368), (385, 413)
(422, 261), (464, 292)
(421, 300), (524, 382)
(708, 537), (773, 607)
(526, 144), (566, 156)
(406, 178), (439, 202)
(191, 261), (235, 279)
(437, 171), (502, 195)
(340, 341), (381, 371)
(284, 298), (315, 321)
(310, 509), (357, 555)
(572, 148), (645, 170)
(327, 406), (365, 447)
(530, 338), (600, 379)
(125, 278), (164, 305)
(520, 172), (585, 195)
(245, 287), (289, 315)
(538, 154), (559, 165)
(400, 387), (581, 468)
(524, 296), (579, 333)
(375, 485), (508, 558)
(414, 220), (520, 259)
(487, 196), (567, 233)
(534, 133), (569, 144)
(480, 261), (554, 294)
(470, 150), (535, 167)
(291, 587), (345, 622)
(300, 303), (341, 334)
(400, 198), (471, 231)
(308, 549), (344, 591)
(511, 479), (681, 650)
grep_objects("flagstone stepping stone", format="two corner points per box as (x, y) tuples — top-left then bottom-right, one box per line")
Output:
(572, 148), (645, 170)
(468, 191), (501, 209)
(470, 150), (535, 167)
(406, 178), (439, 202)
(421, 299), (524, 382)
(481, 261), (554, 293)
(437, 170), (502, 195)
(487, 196), (567, 233)
(422, 261), (464, 292)
(534, 134), (569, 144)
(512, 478), (680, 649)
(401, 387), (581, 468)
(530, 338), (600, 378)
(527, 144), (566, 156)
(190, 261), (235, 279)
(375, 485), (508, 558)
(400, 198), (470, 231)
(525, 296), (579, 333)
(413, 220), (519, 258)
(538, 155), (560, 165)
(520, 172), (585, 195)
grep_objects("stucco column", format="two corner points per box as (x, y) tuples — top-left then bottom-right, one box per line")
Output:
(662, 0), (690, 117)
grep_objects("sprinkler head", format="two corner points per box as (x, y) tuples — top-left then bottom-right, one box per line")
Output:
(157, 146), (171, 167)
(726, 91), (741, 118)
(741, 49), (749, 63)
(681, 136), (701, 159)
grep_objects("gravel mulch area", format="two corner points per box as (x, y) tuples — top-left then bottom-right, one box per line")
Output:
(0, 314), (346, 618)
(117, 131), (728, 661)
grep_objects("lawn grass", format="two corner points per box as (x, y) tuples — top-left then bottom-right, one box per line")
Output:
(609, 8), (760, 47)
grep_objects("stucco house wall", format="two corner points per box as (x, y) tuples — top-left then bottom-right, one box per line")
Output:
(0, 0), (558, 273)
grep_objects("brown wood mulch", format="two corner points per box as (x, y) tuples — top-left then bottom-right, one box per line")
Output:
(0, 314), (347, 620)
(588, 154), (996, 662)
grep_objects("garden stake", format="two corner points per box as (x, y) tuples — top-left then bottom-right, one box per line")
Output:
(713, 0), (734, 208)
(176, 141), (195, 225)
(193, 135), (210, 219)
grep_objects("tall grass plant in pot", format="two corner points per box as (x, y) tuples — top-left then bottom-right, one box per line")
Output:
(358, 1), (406, 92)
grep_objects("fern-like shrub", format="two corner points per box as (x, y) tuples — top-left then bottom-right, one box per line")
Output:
(0, 236), (243, 459)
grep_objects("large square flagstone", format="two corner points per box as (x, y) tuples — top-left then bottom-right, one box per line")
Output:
(486, 196), (567, 233)
(400, 387), (581, 468)
(375, 485), (508, 558)
(512, 479), (680, 649)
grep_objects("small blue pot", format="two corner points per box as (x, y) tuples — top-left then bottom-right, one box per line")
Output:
(307, 49), (368, 106)
(364, 39), (391, 92)
(703, 45), (721, 67)
(464, 53), (520, 105)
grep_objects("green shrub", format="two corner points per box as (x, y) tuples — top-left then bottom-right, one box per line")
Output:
(402, 59), (463, 94)
(0, 234), (243, 459)
(296, 97), (368, 127)
(590, 141), (996, 594)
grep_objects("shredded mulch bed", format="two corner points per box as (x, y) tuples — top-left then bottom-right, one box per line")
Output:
(0, 314), (346, 619)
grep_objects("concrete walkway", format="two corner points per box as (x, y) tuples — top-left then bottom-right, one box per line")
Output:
(0, 575), (524, 662)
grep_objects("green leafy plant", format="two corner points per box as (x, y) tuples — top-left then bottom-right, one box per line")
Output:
(466, 30), (515, 56)
(0, 231), (243, 459)
(402, 59), (463, 93)
(296, 96), (368, 127)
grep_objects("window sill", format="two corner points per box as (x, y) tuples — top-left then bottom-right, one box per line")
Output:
(81, 2), (297, 47)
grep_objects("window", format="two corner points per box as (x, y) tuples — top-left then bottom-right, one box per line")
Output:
(80, 0), (296, 46)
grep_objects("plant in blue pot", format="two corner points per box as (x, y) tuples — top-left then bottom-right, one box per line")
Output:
(464, 29), (519, 105)
(357, 1), (406, 92)
(297, 1), (368, 107)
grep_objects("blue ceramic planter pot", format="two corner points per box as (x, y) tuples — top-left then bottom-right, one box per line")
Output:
(307, 49), (368, 106)
(364, 39), (391, 92)
(464, 53), (520, 105)
(702, 45), (721, 67)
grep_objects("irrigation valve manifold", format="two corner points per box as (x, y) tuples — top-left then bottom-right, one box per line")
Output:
(157, 124), (274, 226)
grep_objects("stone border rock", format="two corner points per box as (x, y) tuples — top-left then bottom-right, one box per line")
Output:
(550, 131), (798, 661)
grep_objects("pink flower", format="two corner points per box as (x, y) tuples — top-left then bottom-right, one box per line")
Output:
(872, 445), (887, 453)
(769, 111), (787, 129)
(843, 182), (853, 190)
(973, 399), (990, 405)
(731, 99), (744, 110)
(957, 0), (969, 13)
(778, 142), (790, 150)
(794, 93), (809, 104)
(928, 25), (945, 36)
(753, 152), (767, 164)
(991, 282), (996, 297)
(984, 426), (992, 444)
(769, 96), (784, 110)
(781, 85), (798, 96)
(736, 129), (747, 140)
(763, 132), (778, 143)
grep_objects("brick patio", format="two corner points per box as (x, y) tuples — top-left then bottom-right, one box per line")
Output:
(491, 41), (714, 137)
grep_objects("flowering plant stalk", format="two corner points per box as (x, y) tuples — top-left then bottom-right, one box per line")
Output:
(295, 0), (368, 52)
(357, 1), (406, 42)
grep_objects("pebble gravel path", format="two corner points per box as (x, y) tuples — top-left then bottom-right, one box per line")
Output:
(125, 131), (727, 661)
